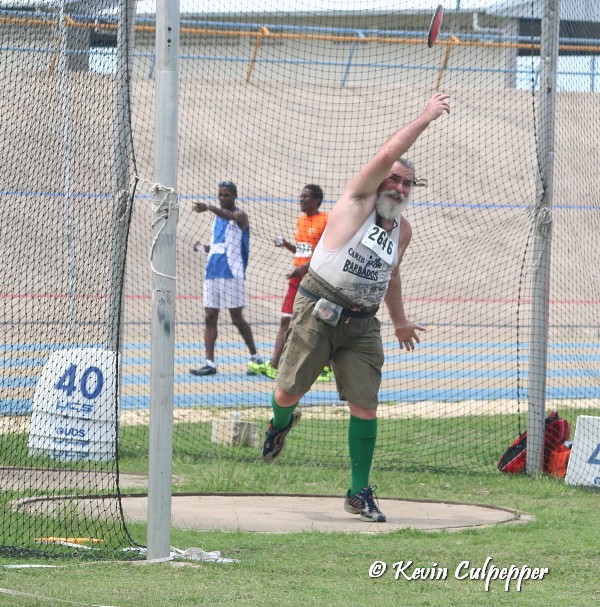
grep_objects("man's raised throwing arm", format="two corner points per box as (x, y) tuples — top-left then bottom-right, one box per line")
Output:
(324, 93), (450, 250)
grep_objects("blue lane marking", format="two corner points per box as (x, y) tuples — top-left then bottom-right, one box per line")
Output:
(5, 349), (600, 367)
(0, 377), (38, 389)
(124, 352), (600, 366)
(3, 340), (598, 354)
(0, 400), (32, 415)
(0, 343), (100, 353)
(4, 365), (595, 391)
(3, 385), (600, 415)
(3, 190), (600, 211)
(117, 340), (600, 351)
(116, 366), (599, 387)
(2, 340), (600, 414)
(115, 385), (600, 409)
(0, 357), (47, 368)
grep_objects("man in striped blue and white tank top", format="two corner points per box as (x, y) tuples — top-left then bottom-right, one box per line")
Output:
(190, 181), (263, 376)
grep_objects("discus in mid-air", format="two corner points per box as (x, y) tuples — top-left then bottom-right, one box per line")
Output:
(427, 5), (444, 48)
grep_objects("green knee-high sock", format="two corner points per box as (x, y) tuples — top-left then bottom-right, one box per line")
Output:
(271, 393), (298, 430)
(348, 416), (377, 495)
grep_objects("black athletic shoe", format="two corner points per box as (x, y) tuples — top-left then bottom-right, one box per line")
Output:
(260, 410), (301, 462)
(344, 485), (387, 522)
(190, 364), (217, 376)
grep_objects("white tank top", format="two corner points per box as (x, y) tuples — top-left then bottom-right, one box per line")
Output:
(310, 210), (400, 309)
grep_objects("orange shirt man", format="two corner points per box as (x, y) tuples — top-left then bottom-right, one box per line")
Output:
(253, 185), (328, 379)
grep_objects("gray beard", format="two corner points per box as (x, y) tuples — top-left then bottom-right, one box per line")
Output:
(375, 191), (410, 220)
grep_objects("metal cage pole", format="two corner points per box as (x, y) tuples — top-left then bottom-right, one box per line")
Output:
(527, 0), (560, 474)
(147, 0), (179, 560)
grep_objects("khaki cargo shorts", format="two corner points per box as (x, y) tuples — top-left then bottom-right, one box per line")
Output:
(276, 291), (384, 410)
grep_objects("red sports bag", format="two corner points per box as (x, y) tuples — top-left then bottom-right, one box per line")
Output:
(497, 411), (570, 474)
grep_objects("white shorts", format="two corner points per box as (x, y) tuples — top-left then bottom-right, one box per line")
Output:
(203, 277), (246, 309)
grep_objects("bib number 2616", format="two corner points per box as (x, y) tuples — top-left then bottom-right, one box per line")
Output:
(361, 223), (395, 265)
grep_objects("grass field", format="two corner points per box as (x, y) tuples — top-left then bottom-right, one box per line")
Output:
(116, 407), (600, 473)
(1, 431), (599, 607)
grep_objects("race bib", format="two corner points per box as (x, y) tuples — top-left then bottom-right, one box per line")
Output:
(361, 223), (395, 265)
(294, 242), (313, 258)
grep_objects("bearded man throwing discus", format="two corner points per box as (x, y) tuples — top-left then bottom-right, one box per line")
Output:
(260, 93), (450, 522)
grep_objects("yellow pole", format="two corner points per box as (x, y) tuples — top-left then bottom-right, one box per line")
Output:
(435, 35), (459, 91)
(48, 34), (60, 75)
(246, 26), (269, 84)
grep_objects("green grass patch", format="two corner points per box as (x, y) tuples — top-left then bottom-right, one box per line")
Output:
(1, 408), (599, 605)
(118, 407), (597, 472)
(1, 469), (598, 606)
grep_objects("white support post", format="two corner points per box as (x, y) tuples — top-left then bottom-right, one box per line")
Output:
(527, 0), (559, 474)
(147, 0), (179, 560)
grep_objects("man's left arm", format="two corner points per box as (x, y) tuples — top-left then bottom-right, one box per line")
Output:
(385, 267), (425, 351)
(384, 219), (424, 351)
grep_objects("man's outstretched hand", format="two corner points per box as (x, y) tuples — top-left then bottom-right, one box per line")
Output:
(420, 92), (450, 123)
(394, 321), (426, 351)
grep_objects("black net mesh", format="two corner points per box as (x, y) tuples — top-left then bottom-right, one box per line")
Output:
(1, 0), (599, 557)
(0, 0), (138, 556)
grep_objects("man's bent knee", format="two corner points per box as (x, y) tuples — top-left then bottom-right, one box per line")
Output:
(348, 402), (377, 419)
(274, 385), (302, 407)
